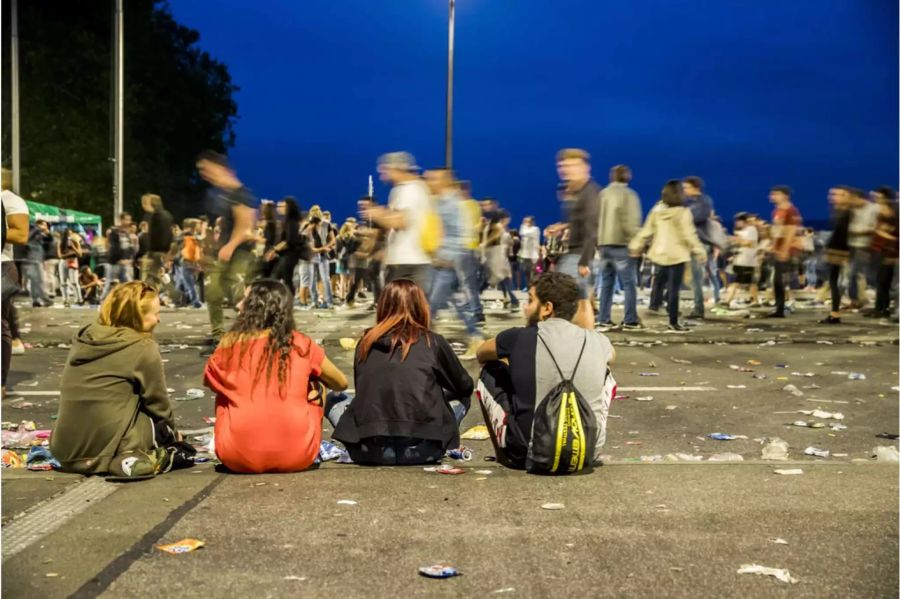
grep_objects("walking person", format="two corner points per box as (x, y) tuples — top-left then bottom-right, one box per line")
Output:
(597, 164), (643, 331)
(720, 212), (759, 307)
(629, 180), (707, 332)
(2, 171), (30, 392)
(818, 186), (853, 324)
(549, 148), (601, 330)
(518, 216), (540, 290)
(766, 186), (803, 318)
(24, 222), (51, 307)
(269, 196), (306, 296)
(847, 187), (880, 308)
(176, 219), (203, 308)
(257, 201), (280, 279)
(140, 194), (177, 304)
(682, 176), (717, 319)
(867, 186), (898, 319)
(38, 221), (59, 301)
(363, 152), (433, 292)
(196, 150), (259, 353)
(102, 213), (136, 299)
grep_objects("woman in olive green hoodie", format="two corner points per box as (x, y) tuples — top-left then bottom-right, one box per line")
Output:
(51, 281), (178, 478)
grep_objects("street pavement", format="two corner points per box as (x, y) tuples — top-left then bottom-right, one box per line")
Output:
(2, 292), (898, 598)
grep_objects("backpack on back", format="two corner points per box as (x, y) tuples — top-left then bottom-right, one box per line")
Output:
(527, 333), (598, 474)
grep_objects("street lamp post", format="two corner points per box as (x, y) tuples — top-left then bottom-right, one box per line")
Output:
(112, 0), (124, 223)
(10, 0), (20, 193)
(444, 0), (455, 169)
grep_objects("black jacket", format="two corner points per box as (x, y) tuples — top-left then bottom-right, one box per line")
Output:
(333, 332), (473, 449)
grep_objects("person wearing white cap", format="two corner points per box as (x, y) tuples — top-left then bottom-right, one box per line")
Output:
(362, 152), (433, 293)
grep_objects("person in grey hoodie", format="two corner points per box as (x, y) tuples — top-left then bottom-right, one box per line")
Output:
(682, 176), (718, 318)
(51, 281), (180, 478)
(596, 165), (643, 330)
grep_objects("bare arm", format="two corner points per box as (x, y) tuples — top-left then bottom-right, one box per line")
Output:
(476, 338), (499, 365)
(366, 206), (407, 230)
(318, 356), (348, 391)
(228, 204), (256, 249)
(4, 214), (28, 245)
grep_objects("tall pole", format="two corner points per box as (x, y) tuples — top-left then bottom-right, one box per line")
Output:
(444, 0), (455, 169)
(113, 0), (124, 222)
(10, 0), (21, 193)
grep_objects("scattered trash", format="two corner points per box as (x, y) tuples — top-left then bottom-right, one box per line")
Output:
(541, 502), (565, 510)
(446, 447), (473, 461)
(768, 538), (789, 545)
(798, 409), (843, 420)
(460, 425), (490, 440)
(873, 446), (900, 462)
(336, 499), (358, 505)
(804, 447), (830, 458)
(156, 539), (205, 554)
(635, 396), (654, 402)
(186, 388), (205, 398)
(830, 371), (849, 375)
(419, 565), (460, 579)
(816, 340), (833, 345)
(747, 359), (762, 366)
(283, 576), (308, 581)
(761, 439), (789, 461)
(708, 453), (744, 462)
(639, 372), (659, 377)
(774, 469), (803, 475)
(876, 433), (900, 440)
(339, 338), (358, 351)
(665, 405), (678, 411)
(708, 433), (746, 441)
(791, 420), (825, 429)
(492, 588), (516, 594)
(670, 357), (692, 364)
(613, 394), (629, 401)
(726, 385), (746, 389)
(829, 423), (847, 431)
(202, 416), (216, 425)
(316, 440), (350, 463)
(782, 385), (803, 397)
(737, 564), (798, 584)
(775, 364), (788, 368)
(435, 464), (466, 475)
(670, 453), (703, 462)
(848, 372), (866, 380)
(45, 572), (60, 578)
(26, 446), (60, 471)
(752, 374), (768, 380)
(474, 469), (493, 475)
(1, 449), (25, 468)
(623, 440), (642, 446)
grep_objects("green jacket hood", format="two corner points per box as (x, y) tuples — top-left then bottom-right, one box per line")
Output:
(69, 323), (150, 365)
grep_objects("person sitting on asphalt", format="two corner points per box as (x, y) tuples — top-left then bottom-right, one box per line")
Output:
(474, 272), (616, 470)
(204, 279), (348, 473)
(51, 281), (183, 478)
(326, 278), (473, 465)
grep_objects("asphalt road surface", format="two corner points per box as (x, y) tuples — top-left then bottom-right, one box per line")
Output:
(2, 294), (898, 598)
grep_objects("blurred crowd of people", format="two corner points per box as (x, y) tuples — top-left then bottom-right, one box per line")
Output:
(5, 149), (898, 353)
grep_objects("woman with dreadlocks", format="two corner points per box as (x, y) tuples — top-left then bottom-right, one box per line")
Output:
(203, 279), (348, 473)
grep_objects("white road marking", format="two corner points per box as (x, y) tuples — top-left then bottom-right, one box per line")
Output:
(618, 386), (716, 392)
(7, 390), (60, 396)
(2, 477), (119, 558)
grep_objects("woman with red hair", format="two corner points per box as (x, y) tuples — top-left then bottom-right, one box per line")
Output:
(327, 278), (473, 465)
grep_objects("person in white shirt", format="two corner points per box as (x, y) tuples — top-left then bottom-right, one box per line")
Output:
(847, 189), (880, 307)
(363, 152), (432, 293)
(518, 216), (540, 290)
(2, 168), (30, 391)
(720, 212), (759, 307)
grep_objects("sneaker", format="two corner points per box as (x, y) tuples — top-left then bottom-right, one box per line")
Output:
(595, 321), (616, 332)
(765, 311), (785, 318)
(508, 304), (520, 314)
(665, 323), (691, 333)
(817, 315), (841, 324)
(10, 339), (25, 355)
(621, 321), (645, 331)
(686, 311), (704, 320)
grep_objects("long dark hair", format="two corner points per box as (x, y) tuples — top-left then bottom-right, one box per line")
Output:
(357, 279), (431, 363)
(261, 202), (276, 223)
(280, 196), (301, 222)
(219, 279), (307, 394)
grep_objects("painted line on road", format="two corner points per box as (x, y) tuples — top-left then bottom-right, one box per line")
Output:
(619, 386), (716, 392)
(7, 390), (60, 396)
(2, 477), (120, 559)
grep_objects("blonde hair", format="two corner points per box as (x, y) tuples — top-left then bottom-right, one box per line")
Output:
(339, 222), (355, 238)
(142, 193), (163, 210)
(308, 205), (324, 220)
(555, 148), (591, 164)
(98, 281), (159, 333)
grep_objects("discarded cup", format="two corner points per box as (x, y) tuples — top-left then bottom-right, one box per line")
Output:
(761, 439), (789, 461)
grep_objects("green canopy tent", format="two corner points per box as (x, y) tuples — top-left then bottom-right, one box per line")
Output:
(25, 200), (102, 230)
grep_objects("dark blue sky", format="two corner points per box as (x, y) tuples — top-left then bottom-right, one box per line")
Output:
(170, 0), (898, 227)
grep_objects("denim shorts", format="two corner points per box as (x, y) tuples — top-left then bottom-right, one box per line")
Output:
(555, 253), (593, 300)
